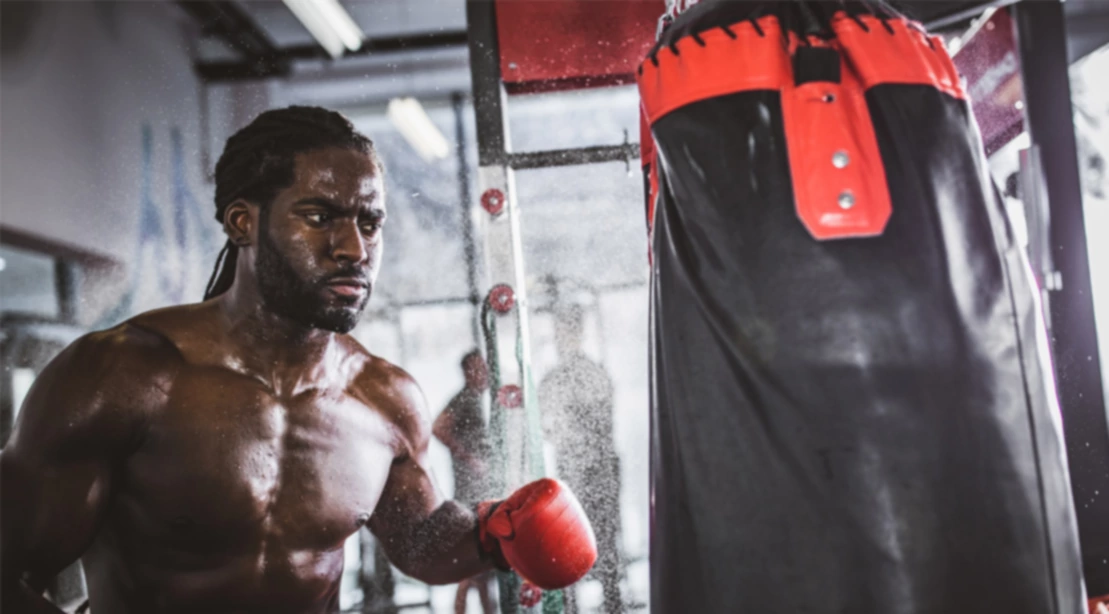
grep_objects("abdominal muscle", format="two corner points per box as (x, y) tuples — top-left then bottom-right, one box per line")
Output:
(81, 531), (351, 614)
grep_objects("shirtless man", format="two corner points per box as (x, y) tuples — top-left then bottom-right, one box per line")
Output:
(0, 106), (595, 613)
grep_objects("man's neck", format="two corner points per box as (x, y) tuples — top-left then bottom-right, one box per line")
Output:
(558, 349), (588, 362)
(217, 281), (343, 395)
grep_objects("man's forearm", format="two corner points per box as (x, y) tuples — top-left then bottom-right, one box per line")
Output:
(416, 517), (494, 585)
(383, 500), (492, 585)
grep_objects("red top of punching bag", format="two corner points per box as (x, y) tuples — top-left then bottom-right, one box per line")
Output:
(495, 0), (662, 93)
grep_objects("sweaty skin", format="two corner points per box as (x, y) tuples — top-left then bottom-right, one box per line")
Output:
(0, 148), (491, 613)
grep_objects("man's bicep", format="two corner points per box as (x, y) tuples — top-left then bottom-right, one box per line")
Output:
(431, 406), (455, 446)
(1, 331), (151, 582)
(0, 449), (115, 583)
(368, 452), (444, 564)
(367, 372), (451, 554)
(371, 451), (438, 521)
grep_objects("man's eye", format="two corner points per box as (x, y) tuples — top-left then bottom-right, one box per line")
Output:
(305, 212), (329, 224)
(361, 221), (383, 233)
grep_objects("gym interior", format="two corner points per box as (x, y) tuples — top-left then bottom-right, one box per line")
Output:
(2, 1), (1108, 613)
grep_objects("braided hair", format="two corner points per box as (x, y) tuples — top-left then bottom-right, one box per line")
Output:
(204, 106), (381, 300)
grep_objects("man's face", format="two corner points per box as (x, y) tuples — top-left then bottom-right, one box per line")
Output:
(463, 356), (489, 391)
(255, 147), (385, 333)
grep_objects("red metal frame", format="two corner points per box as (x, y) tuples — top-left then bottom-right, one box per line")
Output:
(495, 0), (662, 94)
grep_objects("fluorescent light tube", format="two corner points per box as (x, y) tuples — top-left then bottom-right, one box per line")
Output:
(388, 98), (451, 162)
(309, 0), (364, 52)
(282, 0), (363, 59)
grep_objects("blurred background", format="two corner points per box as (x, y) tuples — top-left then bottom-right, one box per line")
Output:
(1, 1), (1107, 612)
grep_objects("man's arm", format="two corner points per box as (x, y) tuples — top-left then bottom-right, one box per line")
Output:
(432, 404), (483, 471)
(430, 404), (458, 454)
(1, 326), (166, 613)
(368, 373), (491, 585)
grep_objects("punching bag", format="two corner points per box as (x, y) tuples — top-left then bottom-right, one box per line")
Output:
(638, 2), (1086, 612)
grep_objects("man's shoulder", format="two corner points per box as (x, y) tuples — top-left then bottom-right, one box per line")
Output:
(63, 303), (222, 403)
(448, 387), (480, 409)
(543, 354), (606, 381)
(126, 302), (222, 353)
(348, 346), (416, 394)
(65, 315), (187, 382)
(348, 350), (429, 448)
(10, 317), (186, 455)
(540, 354), (612, 404)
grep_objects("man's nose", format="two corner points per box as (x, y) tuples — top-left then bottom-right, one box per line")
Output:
(330, 220), (369, 265)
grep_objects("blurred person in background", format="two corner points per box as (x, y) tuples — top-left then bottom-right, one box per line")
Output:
(434, 350), (497, 614)
(540, 304), (623, 614)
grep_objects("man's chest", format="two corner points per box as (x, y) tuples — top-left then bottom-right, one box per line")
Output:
(116, 367), (397, 553)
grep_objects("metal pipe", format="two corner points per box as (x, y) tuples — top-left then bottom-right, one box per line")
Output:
(922, 0), (1020, 31)
(507, 143), (641, 171)
(1014, 0), (1109, 596)
(452, 91), (484, 347)
(465, 0), (510, 168)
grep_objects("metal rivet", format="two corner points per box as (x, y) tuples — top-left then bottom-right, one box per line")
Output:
(823, 93), (836, 103)
(838, 191), (855, 209)
(832, 150), (850, 168)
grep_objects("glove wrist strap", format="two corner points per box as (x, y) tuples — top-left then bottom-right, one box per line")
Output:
(475, 501), (511, 572)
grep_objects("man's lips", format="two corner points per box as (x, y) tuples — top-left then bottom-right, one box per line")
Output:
(325, 278), (368, 298)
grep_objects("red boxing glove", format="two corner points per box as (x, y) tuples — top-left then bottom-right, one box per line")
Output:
(477, 478), (597, 589)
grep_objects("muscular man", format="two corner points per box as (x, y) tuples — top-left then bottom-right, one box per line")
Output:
(1, 106), (595, 614)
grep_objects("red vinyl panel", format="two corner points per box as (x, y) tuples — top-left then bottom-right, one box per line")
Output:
(495, 0), (662, 93)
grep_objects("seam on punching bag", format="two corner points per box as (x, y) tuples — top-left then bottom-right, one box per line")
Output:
(990, 183), (1063, 614)
(639, 102), (660, 249)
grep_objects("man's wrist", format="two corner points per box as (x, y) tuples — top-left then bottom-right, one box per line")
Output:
(474, 501), (511, 572)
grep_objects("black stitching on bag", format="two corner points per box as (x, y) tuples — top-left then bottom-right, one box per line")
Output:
(691, 32), (706, 46)
(850, 14), (870, 32)
(721, 25), (737, 39)
(668, 41), (680, 56)
(879, 17), (895, 35)
(748, 17), (765, 37)
(907, 22), (938, 50)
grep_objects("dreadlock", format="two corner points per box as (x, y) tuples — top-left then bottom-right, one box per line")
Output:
(204, 106), (382, 300)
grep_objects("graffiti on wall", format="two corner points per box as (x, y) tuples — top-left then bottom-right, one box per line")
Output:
(95, 125), (218, 327)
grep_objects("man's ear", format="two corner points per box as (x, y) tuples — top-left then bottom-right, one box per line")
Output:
(223, 200), (256, 247)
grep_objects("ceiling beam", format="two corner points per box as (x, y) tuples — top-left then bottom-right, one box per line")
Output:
(194, 30), (468, 83)
(176, 0), (291, 78)
(923, 0), (1021, 31)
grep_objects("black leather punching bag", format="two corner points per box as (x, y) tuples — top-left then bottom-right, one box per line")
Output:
(638, 2), (1085, 612)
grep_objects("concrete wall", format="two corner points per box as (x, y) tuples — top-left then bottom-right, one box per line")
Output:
(0, 1), (268, 326)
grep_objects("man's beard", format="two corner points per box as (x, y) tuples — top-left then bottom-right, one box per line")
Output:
(255, 215), (371, 334)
